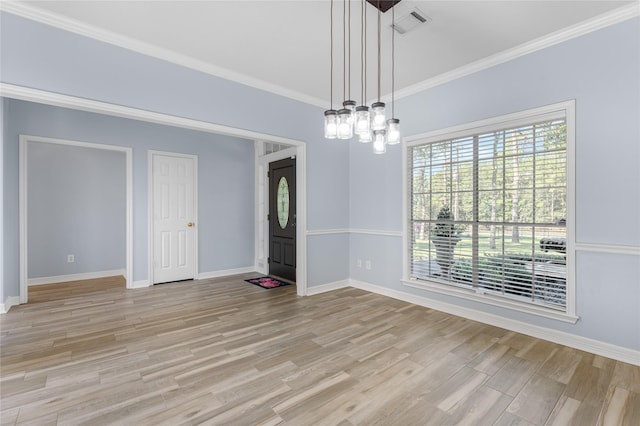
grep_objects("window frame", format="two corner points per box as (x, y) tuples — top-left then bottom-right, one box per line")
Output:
(402, 101), (577, 323)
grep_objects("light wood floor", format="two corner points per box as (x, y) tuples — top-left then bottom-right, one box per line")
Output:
(1, 275), (638, 425)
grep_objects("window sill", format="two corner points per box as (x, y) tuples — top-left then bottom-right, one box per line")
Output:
(402, 278), (579, 324)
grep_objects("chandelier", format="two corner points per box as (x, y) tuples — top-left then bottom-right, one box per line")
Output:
(324, 0), (401, 154)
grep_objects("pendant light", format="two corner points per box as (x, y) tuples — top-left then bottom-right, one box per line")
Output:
(343, 0), (357, 126)
(355, 0), (371, 142)
(386, 3), (401, 145)
(337, 0), (354, 139)
(370, 0), (386, 136)
(324, 0), (402, 152)
(324, 0), (338, 139)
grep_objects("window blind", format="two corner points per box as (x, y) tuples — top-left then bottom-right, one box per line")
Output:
(408, 119), (567, 311)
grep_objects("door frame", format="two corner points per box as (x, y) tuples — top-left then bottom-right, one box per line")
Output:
(256, 143), (307, 296)
(147, 150), (199, 286)
(19, 135), (133, 303)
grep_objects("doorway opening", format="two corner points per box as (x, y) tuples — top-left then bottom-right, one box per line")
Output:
(19, 135), (133, 304)
(6, 85), (307, 301)
(255, 142), (306, 295)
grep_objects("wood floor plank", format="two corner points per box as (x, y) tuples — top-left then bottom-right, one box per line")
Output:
(506, 374), (566, 425)
(545, 395), (581, 426)
(1, 274), (639, 425)
(487, 355), (539, 397)
(447, 384), (512, 425)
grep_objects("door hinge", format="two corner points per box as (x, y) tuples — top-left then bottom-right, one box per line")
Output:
(267, 214), (270, 221)
(268, 257), (270, 264)
(267, 171), (270, 178)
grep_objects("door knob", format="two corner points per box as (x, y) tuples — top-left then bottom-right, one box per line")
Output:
(187, 222), (194, 227)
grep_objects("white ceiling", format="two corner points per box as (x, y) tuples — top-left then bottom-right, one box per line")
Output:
(11, 1), (638, 107)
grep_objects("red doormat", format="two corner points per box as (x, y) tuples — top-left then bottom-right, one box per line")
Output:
(244, 276), (290, 289)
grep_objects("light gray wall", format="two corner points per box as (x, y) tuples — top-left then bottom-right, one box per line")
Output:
(3, 8), (636, 355)
(27, 141), (126, 278)
(1, 10), (351, 302)
(4, 99), (257, 288)
(349, 17), (640, 351)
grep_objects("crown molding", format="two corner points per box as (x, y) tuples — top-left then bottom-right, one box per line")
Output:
(2, 1), (638, 107)
(0, 1), (327, 108)
(391, 2), (640, 102)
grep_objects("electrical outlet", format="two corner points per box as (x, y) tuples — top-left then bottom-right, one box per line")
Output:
(365, 260), (372, 270)
(67, 254), (75, 263)
(357, 259), (362, 268)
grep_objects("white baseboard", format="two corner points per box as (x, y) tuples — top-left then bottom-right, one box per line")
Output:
(131, 280), (150, 289)
(306, 279), (350, 296)
(197, 267), (255, 280)
(28, 269), (126, 286)
(1, 296), (21, 314)
(349, 279), (640, 366)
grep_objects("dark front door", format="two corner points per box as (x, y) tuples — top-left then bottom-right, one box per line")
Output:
(269, 157), (296, 282)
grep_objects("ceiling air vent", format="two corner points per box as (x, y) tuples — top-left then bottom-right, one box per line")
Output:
(392, 8), (431, 34)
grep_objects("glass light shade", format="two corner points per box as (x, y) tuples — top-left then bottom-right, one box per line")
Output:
(355, 105), (370, 135)
(343, 100), (357, 127)
(324, 109), (338, 139)
(373, 129), (386, 154)
(386, 118), (401, 145)
(359, 129), (372, 143)
(371, 102), (386, 130)
(337, 108), (353, 139)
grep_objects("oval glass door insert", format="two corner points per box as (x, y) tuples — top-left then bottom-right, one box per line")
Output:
(277, 176), (290, 229)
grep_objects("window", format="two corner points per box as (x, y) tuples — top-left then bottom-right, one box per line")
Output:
(404, 102), (575, 320)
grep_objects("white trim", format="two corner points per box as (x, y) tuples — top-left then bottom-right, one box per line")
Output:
(28, 269), (125, 286)
(197, 267), (255, 281)
(19, 135), (133, 305)
(132, 280), (150, 289)
(0, 84), (303, 147)
(405, 101), (575, 146)
(402, 279), (578, 324)
(391, 3), (640, 102)
(0, 297), (20, 314)
(306, 229), (350, 236)
(576, 243), (640, 256)
(256, 143), (308, 297)
(306, 280), (350, 296)
(19, 138), (27, 304)
(296, 145), (308, 297)
(254, 141), (267, 275)
(402, 137), (410, 287)
(305, 228), (403, 237)
(565, 101), (577, 318)
(0, 3), (326, 108)
(349, 279), (640, 366)
(2, 3), (637, 107)
(350, 229), (403, 237)
(148, 150), (199, 286)
(403, 100), (577, 318)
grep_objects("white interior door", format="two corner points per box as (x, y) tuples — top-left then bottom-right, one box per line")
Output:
(152, 153), (196, 284)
